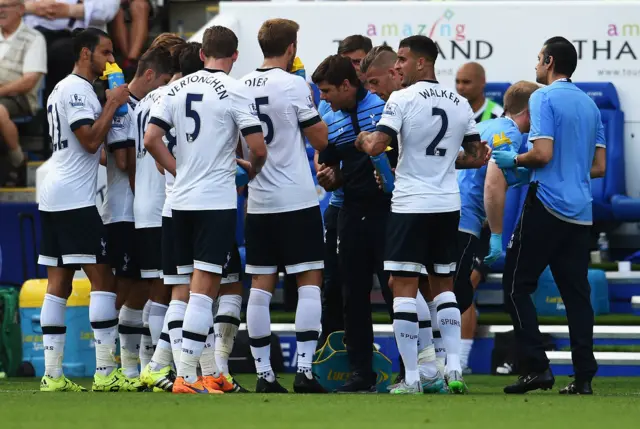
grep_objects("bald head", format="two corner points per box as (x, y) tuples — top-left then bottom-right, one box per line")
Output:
(456, 62), (487, 107)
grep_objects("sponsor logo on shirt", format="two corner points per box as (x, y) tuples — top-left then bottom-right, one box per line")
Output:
(248, 102), (258, 116)
(69, 94), (86, 108)
(306, 94), (315, 109)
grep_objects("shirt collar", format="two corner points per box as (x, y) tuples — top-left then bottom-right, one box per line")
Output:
(0, 20), (25, 43)
(551, 77), (572, 85)
(204, 68), (226, 74)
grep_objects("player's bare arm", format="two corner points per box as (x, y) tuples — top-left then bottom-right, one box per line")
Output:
(114, 148), (128, 172)
(484, 162), (508, 234)
(143, 123), (176, 177)
(126, 147), (136, 193)
(591, 146), (606, 178)
(73, 84), (130, 154)
(99, 147), (107, 166)
(456, 138), (490, 169)
(515, 138), (553, 168)
(317, 165), (343, 192)
(303, 121), (329, 151)
(355, 130), (391, 156)
(240, 131), (268, 179)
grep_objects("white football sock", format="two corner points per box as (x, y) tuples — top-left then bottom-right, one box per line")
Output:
(416, 292), (437, 378)
(247, 288), (273, 381)
(41, 294), (67, 379)
(150, 310), (174, 371)
(435, 291), (462, 374)
(428, 300), (446, 374)
(118, 306), (143, 378)
(167, 300), (187, 368)
(179, 293), (213, 383)
(149, 302), (168, 347)
(199, 327), (220, 377)
(461, 339), (474, 369)
(295, 286), (321, 378)
(393, 297), (419, 385)
(214, 294), (241, 375)
(89, 291), (118, 376)
(140, 300), (153, 369)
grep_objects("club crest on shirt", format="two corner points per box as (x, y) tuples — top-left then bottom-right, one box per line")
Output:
(383, 103), (397, 116)
(69, 93), (86, 108)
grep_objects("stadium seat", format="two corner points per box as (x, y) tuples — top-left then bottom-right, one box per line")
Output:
(573, 82), (640, 222)
(484, 82), (511, 104)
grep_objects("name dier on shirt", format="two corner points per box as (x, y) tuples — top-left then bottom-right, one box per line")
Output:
(419, 87), (460, 106)
(167, 74), (228, 99)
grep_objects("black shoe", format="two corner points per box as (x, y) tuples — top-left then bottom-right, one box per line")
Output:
(393, 373), (405, 385)
(559, 380), (593, 395)
(293, 372), (327, 393)
(504, 368), (555, 394)
(334, 371), (377, 393)
(256, 376), (289, 393)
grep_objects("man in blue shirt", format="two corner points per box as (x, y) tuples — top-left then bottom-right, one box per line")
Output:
(315, 36), (372, 345)
(312, 54), (395, 392)
(493, 37), (606, 395)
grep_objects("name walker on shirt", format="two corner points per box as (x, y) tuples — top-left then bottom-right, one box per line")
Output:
(419, 87), (460, 105)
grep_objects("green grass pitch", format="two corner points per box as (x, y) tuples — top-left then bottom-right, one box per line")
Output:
(1, 375), (640, 428)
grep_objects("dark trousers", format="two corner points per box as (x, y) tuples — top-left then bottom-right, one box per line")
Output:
(337, 207), (393, 374)
(319, 204), (343, 346)
(453, 231), (479, 314)
(503, 184), (597, 381)
(35, 27), (76, 154)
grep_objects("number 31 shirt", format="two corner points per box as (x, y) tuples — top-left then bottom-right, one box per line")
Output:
(149, 68), (261, 211)
(39, 74), (102, 212)
(240, 67), (321, 214)
(376, 80), (479, 214)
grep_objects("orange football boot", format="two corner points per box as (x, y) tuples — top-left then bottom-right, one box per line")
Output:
(172, 376), (224, 394)
(202, 374), (235, 392)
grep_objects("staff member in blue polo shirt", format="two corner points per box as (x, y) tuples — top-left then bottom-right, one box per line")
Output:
(493, 37), (606, 395)
(312, 54), (396, 393)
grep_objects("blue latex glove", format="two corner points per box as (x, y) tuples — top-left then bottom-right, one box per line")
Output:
(484, 233), (503, 265)
(236, 164), (249, 187)
(504, 166), (531, 187)
(492, 150), (518, 169)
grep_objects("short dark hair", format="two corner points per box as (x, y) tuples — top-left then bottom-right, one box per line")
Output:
(179, 42), (204, 76)
(149, 33), (186, 55)
(311, 54), (359, 87)
(337, 35), (372, 55)
(398, 35), (438, 63)
(360, 43), (395, 74)
(171, 43), (188, 74)
(202, 26), (238, 59)
(72, 28), (110, 62)
(135, 47), (173, 77)
(258, 18), (299, 58)
(543, 36), (578, 77)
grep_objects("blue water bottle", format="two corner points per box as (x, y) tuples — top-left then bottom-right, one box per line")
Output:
(370, 152), (395, 193)
(236, 164), (249, 187)
(101, 63), (128, 116)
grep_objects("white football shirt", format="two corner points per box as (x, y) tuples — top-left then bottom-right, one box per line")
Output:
(240, 68), (320, 214)
(149, 69), (262, 211)
(162, 128), (177, 218)
(377, 80), (480, 213)
(39, 74), (102, 212)
(102, 95), (138, 224)
(133, 87), (167, 228)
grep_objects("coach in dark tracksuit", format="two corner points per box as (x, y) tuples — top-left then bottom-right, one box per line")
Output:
(493, 37), (605, 395)
(313, 55), (396, 392)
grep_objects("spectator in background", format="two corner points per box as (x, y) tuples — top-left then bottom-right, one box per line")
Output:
(0, 0), (46, 184)
(24, 0), (119, 154)
(337, 35), (372, 84)
(109, 0), (152, 76)
(454, 61), (505, 375)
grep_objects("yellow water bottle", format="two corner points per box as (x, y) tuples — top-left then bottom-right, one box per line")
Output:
(100, 63), (128, 116)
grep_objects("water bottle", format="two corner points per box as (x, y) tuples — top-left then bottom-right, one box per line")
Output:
(236, 164), (249, 187)
(290, 57), (306, 79)
(598, 232), (610, 262)
(101, 63), (128, 116)
(370, 152), (394, 193)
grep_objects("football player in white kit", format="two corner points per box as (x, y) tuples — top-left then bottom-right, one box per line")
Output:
(144, 26), (266, 394)
(38, 28), (131, 392)
(102, 46), (174, 390)
(240, 19), (328, 394)
(356, 36), (487, 394)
